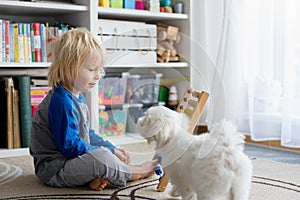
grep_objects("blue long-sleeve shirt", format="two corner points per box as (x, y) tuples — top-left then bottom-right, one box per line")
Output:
(30, 84), (116, 183)
(49, 84), (115, 158)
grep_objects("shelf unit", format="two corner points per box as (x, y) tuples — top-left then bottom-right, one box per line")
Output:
(0, 0), (193, 157)
(91, 0), (192, 131)
(0, 0), (94, 158)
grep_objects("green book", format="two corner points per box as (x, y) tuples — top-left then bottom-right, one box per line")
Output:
(18, 76), (32, 148)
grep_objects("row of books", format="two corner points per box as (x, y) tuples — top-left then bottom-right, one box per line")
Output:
(0, 20), (70, 63)
(0, 76), (51, 149)
(30, 78), (51, 116)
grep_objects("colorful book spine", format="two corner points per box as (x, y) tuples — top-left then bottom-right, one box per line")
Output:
(0, 19), (3, 62)
(18, 76), (32, 148)
(18, 23), (25, 62)
(2, 19), (5, 62)
(30, 23), (35, 62)
(40, 23), (47, 62)
(5, 20), (10, 62)
(22, 23), (29, 62)
(13, 23), (19, 62)
(9, 23), (14, 62)
(26, 23), (32, 63)
(30, 86), (50, 116)
(33, 22), (41, 62)
(47, 27), (55, 62)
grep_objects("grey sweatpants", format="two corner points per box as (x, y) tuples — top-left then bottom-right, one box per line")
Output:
(46, 147), (131, 187)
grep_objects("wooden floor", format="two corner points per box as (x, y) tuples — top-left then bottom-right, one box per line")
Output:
(195, 125), (300, 152)
(245, 136), (300, 152)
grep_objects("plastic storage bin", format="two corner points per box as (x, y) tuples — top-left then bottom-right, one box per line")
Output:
(98, 104), (129, 137)
(98, 72), (129, 105)
(125, 73), (162, 104)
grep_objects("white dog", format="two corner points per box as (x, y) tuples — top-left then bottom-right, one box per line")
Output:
(137, 106), (252, 200)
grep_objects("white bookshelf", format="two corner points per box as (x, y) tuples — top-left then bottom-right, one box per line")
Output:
(0, 0), (193, 156)
(98, 6), (188, 21)
(105, 61), (189, 68)
(0, 0), (87, 15)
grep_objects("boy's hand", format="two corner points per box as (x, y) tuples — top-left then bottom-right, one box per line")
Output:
(114, 148), (131, 164)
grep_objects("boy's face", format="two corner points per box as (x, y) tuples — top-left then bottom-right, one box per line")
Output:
(73, 53), (105, 96)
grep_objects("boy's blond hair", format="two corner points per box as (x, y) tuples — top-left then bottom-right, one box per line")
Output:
(48, 27), (106, 90)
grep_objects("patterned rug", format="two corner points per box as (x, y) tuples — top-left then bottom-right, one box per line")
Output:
(0, 146), (300, 200)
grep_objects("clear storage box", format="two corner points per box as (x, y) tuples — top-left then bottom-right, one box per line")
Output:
(98, 105), (129, 137)
(125, 73), (162, 104)
(98, 72), (129, 105)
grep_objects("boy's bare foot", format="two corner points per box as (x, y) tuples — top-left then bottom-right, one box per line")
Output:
(129, 159), (159, 181)
(89, 178), (108, 191)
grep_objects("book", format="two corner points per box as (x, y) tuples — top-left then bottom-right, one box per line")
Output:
(13, 90), (21, 148)
(40, 23), (47, 62)
(5, 20), (10, 62)
(47, 26), (56, 62)
(0, 77), (14, 149)
(13, 23), (19, 62)
(31, 78), (49, 86)
(26, 23), (32, 63)
(18, 76), (32, 148)
(22, 23), (29, 62)
(2, 19), (6, 62)
(18, 23), (25, 62)
(33, 22), (42, 62)
(30, 23), (35, 62)
(30, 85), (51, 116)
(0, 19), (3, 62)
(9, 23), (14, 62)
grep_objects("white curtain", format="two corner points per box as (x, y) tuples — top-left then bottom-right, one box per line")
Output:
(192, 0), (300, 148)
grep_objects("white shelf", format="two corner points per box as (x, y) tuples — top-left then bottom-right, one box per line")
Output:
(0, 147), (29, 158)
(0, 0), (87, 16)
(105, 62), (189, 68)
(0, 63), (49, 76)
(98, 7), (188, 21)
(0, 62), (51, 68)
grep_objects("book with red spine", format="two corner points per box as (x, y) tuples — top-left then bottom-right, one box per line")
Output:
(33, 22), (41, 62)
(5, 20), (10, 62)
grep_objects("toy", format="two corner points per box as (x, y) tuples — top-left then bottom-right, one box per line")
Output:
(156, 23), (180, 63)
(99, 109), (126, 136)
(155, 154), (163, 180)
(167, 85), (179, 110)
(159, 0), (173, 13)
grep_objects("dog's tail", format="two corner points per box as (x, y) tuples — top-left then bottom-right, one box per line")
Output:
(198, 119), (245, 158)
(211, 119), (245, 150)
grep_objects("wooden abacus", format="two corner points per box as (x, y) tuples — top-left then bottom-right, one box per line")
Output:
(157, 86), (209, 192)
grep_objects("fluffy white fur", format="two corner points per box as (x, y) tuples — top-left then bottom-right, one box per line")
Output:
(137, 106), (253, 200)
